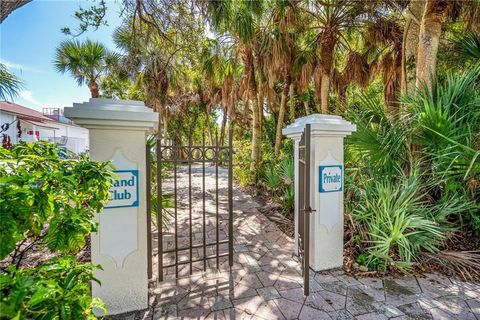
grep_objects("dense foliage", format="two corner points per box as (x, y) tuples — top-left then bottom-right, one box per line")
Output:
(344, 66), (480, 271)
(56, 0), (480, 277)
(0, 142), (114, 319)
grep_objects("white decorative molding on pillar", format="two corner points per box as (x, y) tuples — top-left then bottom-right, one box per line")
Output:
(64, 98), (158, 315)
(283, 114), (356, 271)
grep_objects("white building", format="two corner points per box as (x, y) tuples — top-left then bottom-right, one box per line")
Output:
(0, 101), (89, 153)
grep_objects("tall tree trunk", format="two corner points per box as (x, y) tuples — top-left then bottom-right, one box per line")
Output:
(220, 104), (228, 146)
(257, 78), (264, 139)
(415, 0), (448, 91)
(204, 105), (213, 145)
(245, 48), (261, 173)
(274, 73), (291, 157)
(250, 93), (260, 172)
(242, 88), (250, 126)
(319, 31), (336, 114)
(154, 103), (164, 138)
(162, 109), (168, 140)
(401, 0), (425, 94)
(288, 83), (295, 121)
(320, 73), (330, 113)
(88, 80), (99, 98)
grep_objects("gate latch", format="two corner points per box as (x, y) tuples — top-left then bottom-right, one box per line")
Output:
(301, 206), (316, 214)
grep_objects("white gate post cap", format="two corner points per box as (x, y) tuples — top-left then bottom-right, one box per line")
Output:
(64, 98), (158, 131)
(282, 114), (356, 137)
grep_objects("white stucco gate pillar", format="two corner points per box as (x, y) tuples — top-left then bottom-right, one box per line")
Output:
(283, 114), (356, 271)
(65, 98), (158, 315)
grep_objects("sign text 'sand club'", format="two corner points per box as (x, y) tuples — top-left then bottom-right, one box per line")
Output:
(106, 170), (139, 208)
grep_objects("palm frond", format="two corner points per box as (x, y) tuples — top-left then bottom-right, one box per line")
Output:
(0, 63), (23, 101)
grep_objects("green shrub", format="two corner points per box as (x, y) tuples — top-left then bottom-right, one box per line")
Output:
(352, 177), (447, 271)
(345, 68), (480, 271)
(279, 157), (294, 186)
(0, 257), (106, 319)
(233, 138), (254, 186)
(0, 141), (114, 319)
(403, 66), (480, 232)
(282, 185), (295, 215)
(264, 167), (281, 193)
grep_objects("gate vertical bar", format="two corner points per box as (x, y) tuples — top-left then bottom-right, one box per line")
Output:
(156, 140), (163, 282)
(215, 130), (219, 269)
(298, 132), (305, 298)
(202, 133), (207, 271)
(298, 131), (305, 267)
(146, 142), (152, 279)
(228, 127), (234, 267)
(174, 148), (179, 278)
(188, 139), (193, 275)
(303, 124), (311, 296)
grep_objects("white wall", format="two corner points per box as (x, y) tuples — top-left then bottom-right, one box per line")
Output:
(0, 110), (89, 153)
(41, 121), (89, 153)
(0, 111), (18, 144)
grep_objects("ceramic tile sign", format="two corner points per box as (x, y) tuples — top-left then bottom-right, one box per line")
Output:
(319, 165), (343, 193)
(105, 170), (139, 208)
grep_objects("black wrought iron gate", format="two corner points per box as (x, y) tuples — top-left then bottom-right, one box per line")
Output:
(146, 129), (234, 281)
(298, 124), (312, 296)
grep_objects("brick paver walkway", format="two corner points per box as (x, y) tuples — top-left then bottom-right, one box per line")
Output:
(112, 165), (480, 320)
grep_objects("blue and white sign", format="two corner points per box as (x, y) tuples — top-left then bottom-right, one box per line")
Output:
(105, 170), (139, 208)
(319, 165), (343, 193)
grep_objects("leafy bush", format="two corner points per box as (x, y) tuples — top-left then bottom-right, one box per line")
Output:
(264, 167), (282, 193)
(279, 157), (294, 186)
(345, 67), (480, 271)
(352, 177), (447, 271)
(346, 93), (408, 178)
(282, 185), (295, 215)
(0, 257), (106, 319)
(0, 141), (114, 319)
(233, 138), (255, 186)
(403, 66), (480, 232)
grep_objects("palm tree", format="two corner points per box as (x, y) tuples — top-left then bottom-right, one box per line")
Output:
(305, 0), (368, 113)
(400, 0), (425, 94)
(415, 0), (480, 91)
(263, 0), (301, 157)
(415, 0), (449, 90)
(0, 63), (23, 101)
(204, 0), (264, 172)
(54, 39), (113, 98)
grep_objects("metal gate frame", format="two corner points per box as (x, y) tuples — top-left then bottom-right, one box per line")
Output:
(298, 124), (312, 296)
(146, 129), (233, 281)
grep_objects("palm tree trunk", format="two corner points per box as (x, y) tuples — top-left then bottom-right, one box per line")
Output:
(401, 1), (424, 94)
(415, 0), (448, 91)
(257, 78), (264, 138)
(274, 73), (291, 157)
(288, 83), (295, 121)
(319, 31), (335, 114)
(249, 84), (261, 172)
(153, 103), (162, 138)
(88, 80), (99, 98)
(162, 110), (168, 140)
(242, 89), (250, 126)
(220, 104), (228, 146)
(320, 73), (330, 113)
(204, 106), (213, 145)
